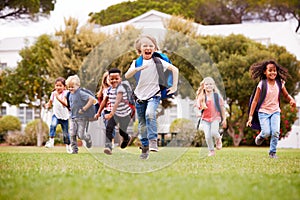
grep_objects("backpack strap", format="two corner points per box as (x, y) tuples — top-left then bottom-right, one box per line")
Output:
(256, 79), (267, 111)
(213, 93), (223, 122)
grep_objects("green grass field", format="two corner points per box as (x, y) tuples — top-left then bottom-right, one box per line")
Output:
(0, 146), (299, 200)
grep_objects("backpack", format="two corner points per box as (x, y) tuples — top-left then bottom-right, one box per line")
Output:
(134, 52), (175, 100)
(109, 80), (136, 118)
(248, 79), (282, 130)
(66, 88), (99, 120)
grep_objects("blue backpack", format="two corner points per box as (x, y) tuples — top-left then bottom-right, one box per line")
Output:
(248, 79), (282, 130)
(134, 52), (175, 100)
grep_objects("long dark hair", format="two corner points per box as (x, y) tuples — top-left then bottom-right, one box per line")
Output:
(249, 60), (289, 81)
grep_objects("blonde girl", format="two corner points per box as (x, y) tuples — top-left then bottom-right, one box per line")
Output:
(196, 77), (227, 156)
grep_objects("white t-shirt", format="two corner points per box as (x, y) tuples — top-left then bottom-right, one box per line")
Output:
(130, 58), (170, 100)
(50, 90), (69, 120)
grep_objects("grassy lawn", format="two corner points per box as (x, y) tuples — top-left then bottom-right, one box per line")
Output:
(0, 146), (299, 200)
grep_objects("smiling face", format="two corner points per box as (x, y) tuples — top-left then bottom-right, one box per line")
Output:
(109, 73), (121, 88)
(203, 78), (215, 93)
(264, 63), (277, 81)
(140, 37), (157, 60)
(54, 81), (65, 94)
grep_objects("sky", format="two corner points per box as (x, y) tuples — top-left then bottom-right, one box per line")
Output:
(0, 0), (128, 40)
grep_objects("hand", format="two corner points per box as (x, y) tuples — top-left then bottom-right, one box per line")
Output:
(221, 119), (227, 129)
(78, 108), (85, 114)
(94, 113), (100, 119)
(246, 116), (253, 127)
(290, 99), (296, 107)
(167, 86), (177, 95)
(104, 113), (113, 120)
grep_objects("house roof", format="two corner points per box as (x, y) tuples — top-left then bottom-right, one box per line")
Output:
(0, 37), (36, 51)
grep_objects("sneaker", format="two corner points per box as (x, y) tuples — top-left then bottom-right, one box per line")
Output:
(85, 135), (92, 148)
(208, 150), (215, 157)
(45, 140), (54, 148)
(66, 145), (72, 154)
(120, 135), (131, 149)
(104, 147), (112, 155)
(216, 137), (222, 150)
(255, 135), (264, 145)
(269, 152), (278, 159)
(149, 139), (159, 152)
(139, 146), (149, 160)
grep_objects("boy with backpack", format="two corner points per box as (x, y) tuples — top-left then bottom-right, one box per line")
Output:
(125, 35), (179, 160)
(65, 75), (94, 154)
(95, 68), (132, 155)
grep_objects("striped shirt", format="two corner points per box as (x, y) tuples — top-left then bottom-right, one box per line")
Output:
(107, 84), (131, 117)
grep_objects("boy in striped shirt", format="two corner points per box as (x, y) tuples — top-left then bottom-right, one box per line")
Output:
(95, 68), (132, 155)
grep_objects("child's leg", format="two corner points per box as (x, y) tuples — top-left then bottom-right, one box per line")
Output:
(69, 119), (78, 153)
(269, 112), (280, 154)
(118, 115), (131, 140)
(211, 120), (221, 140)
(202, 120), (214, 151)
(145, 96), (160, 141)
(258, 112), (271, 139)
(105, 117), (117, 149)
(60, 119), (70, 145)
(136, 101), (147, 147)
(49, 115), (59, 138)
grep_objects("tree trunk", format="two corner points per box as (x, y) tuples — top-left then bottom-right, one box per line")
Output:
(227, 124), (244, 147)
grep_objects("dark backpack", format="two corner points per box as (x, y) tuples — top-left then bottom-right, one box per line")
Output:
(248, 79), (282, 130)
(109, 81), (136, 118)
(134, 52), (175, 100)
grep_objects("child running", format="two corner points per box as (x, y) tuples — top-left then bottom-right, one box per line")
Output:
(95, 68), (132, 155)
(196, 77), (227, 157)
(65, 75), (94, 154)
(247, 60), (296, 158)
(44, 77), (72, 154)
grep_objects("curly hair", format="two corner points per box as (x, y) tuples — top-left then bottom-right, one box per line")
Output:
(249, 60), (289, 81)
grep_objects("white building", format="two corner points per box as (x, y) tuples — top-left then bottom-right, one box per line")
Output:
(1, 10), (299, 147)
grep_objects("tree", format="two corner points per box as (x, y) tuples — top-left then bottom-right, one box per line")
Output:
(3, 34), (54, 146)
(196, 34), (300, 146)
(0, 0), (55, 20)
(47, 17), (108, 81)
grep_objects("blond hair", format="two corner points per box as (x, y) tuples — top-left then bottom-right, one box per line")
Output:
(66, 75), (80, 88)
(135, 35), (159, 54)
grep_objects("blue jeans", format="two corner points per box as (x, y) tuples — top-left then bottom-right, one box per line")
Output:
(201, 120), (221, 151)
(258, 111), (280, 154)
(136, 96), (160, 147)
(49, 115), (70, 145)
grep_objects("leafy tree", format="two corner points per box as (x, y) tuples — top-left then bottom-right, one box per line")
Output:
(0, 0), (55, 20)
(3, 34), (54, 146)
(47, 17), (108, 81)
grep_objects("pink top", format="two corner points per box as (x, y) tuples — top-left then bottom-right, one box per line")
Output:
(201, 94), (224, 122)
(258, 80), (283, 114)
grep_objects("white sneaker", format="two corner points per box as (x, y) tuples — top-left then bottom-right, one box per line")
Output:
(45, 140), (54, 148)
(66, 145), (72, 154)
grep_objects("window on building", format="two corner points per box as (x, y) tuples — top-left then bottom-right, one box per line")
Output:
(0, 62), (7, 70)
(18, 106), (35, 124)
(0, 106), (7, 116)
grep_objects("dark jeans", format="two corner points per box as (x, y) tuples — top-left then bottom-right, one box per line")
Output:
(105, 114), (131, 145)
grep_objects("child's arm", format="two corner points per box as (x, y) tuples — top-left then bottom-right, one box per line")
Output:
(125, 61), (148, 79)
(44, 99), (53, 109)
(281, 86), (296, 107)
(166, 64), (179, 95)
(78, 96), (95, 114)
(105, 92), (123, 120)
(246, 87), (261, 127)
(95, 96), (108, 118)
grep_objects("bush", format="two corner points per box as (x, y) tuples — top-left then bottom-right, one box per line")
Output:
(0, 115), (21, 143)
(170, 118), (196, 146)
(23, 119), (49, 146)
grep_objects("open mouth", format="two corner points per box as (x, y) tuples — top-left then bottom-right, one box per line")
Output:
(145, 52), (152, 55)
